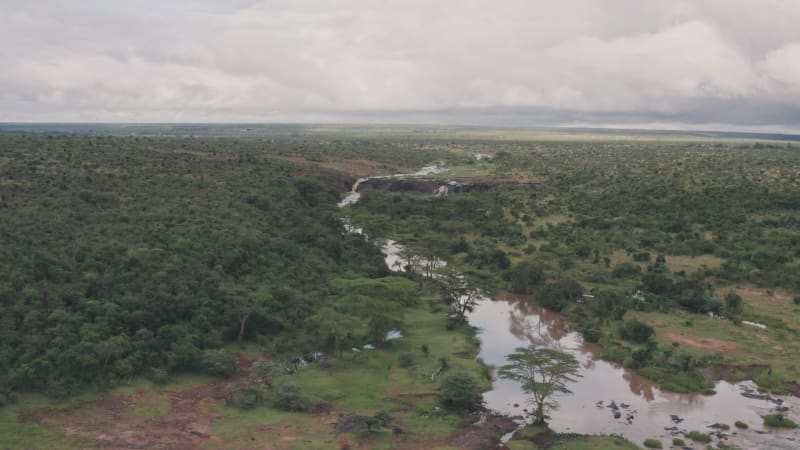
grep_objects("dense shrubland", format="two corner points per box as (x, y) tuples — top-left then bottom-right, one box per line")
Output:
(348, 137), (800, 393)
(0, 133), (413, 398)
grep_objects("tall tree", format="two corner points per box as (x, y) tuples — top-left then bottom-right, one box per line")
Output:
(222, 283), (270, 347)
(310, 308), (358, 357)
(497, 346), (581, 425)
(439, 269), (481, 322)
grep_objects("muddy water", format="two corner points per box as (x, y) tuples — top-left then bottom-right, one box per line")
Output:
(471, 294), (800, 449)
(340, 168), (800, 449)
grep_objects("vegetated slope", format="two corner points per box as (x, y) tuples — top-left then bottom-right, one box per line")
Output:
(0, 133), (388, 397)
(348, 138), (800, 393)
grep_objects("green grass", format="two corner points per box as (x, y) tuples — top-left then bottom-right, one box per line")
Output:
(630, 308), (800, 393)
(686, 430), (712, 443)
(0, 295), (491, 449)
(210, 300), (490, 448)
(507, 441), (538, 450)
(643, 437), (662, 448)
(0, 394), (100, 449)
(763, 413), (798, 428)
(124, 393), (171, 419)
(285, 304), (488, 413)
(206, 302), (490, 448)
(509, 426), (638, 450)
(208, 406), (337, 449)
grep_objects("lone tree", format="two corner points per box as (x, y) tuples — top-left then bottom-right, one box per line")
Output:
(497, 346), (581, 425)
(439, 269), (481, 322)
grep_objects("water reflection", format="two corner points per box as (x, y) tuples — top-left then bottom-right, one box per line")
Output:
(469, 295), (800, 449)
(342, 187), (800, 449)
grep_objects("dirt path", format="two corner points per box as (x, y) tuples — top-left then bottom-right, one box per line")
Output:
(664, 331), (739, 352)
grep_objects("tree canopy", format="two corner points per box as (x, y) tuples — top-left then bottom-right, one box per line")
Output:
(497, 346), (581, 425)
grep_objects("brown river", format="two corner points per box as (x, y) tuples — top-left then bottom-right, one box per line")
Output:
(342, 169), (800, 449)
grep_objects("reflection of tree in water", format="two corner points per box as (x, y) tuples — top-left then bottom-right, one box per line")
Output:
(623, 370), (656, 401)
(502, 293), (666, 402)
(503, 293), (573, 351)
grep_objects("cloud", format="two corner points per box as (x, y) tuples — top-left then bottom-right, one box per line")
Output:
(761, 43), (800, 90)
(1, 0), (799, 131)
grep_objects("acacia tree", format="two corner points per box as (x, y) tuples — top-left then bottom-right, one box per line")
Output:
(497, 346), (581, 425)
(310, 308), (357, 357)
(439, 269), (481, 321)
(223, 284), (271, 347)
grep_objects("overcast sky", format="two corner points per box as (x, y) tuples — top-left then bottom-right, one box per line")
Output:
(3, 0), (800, 132)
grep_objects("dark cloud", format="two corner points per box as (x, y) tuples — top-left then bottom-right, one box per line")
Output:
(1, 0), (799, 132)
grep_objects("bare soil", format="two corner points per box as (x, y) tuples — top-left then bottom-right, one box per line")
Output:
(404, 414), (517, 450)
(22, 355), (515, 449)
(266, 155), (402, 177)
(665, 331), (739, 352)
(23, 357), (258, 449)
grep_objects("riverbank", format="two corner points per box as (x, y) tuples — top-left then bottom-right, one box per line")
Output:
(507, 425), (639, 450)
(3, 301), (511, 449)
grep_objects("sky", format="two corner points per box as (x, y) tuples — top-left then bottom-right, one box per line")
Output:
(2, 0), (800, 133)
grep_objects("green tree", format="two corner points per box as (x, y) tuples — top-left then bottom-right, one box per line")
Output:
(724, 293), (744, 316)
(510, 260), (544, 293)
(439, 372), (483, 412)
(497, 346), (581, 425)
(619, 319), (655, 343)
(310, 308), (357, 357)
(252, 360), (284, 388)
(221, 283), (271, 347)
(538, 279), (583, 312)
(439, 269), (482, 322)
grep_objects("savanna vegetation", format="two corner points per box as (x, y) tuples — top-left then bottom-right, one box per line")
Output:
(2, 125), (799, 448)
(347, 134), (800, 395)
(0, 130), (498, 448)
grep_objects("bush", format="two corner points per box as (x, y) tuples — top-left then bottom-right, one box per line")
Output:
(686, 430), (712, 443)
(580, 326), (602, 343)
(794, 296), (800, 305)
(538, 279), (583, 312)
(763, 413), (798, 428)
(149, 367), (171, 385)
(618, 319), (655, 343)
(612, 262), (642, 279)
(201, 349), (238, 377)
(672, 437), (685, 446)
(734, 420), (748, 429)
(510, 261), (544, 293)
(398, 352), (416, 368)
(274, 384), (313, 412)
(643, 438), (662, 448)
(439, 373), (483, 412)
(234, 385), (267, 410)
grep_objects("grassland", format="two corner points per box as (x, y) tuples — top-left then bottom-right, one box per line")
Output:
(2, 303), (497, 449)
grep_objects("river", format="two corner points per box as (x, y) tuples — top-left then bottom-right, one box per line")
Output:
(339, 167), (800, 449)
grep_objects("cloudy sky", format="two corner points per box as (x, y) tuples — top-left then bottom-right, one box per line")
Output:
(3, 0), (800, 132)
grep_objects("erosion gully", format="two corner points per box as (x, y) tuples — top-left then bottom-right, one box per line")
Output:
(339, 166), (800, 449)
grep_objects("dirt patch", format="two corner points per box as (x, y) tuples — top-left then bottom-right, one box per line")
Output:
(405, 413), (517, 450)
(665, 331), (739, 352)
(23, 358), (258, 449)
(266, 155), (402, 177)
(729, 284), (794, 302)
